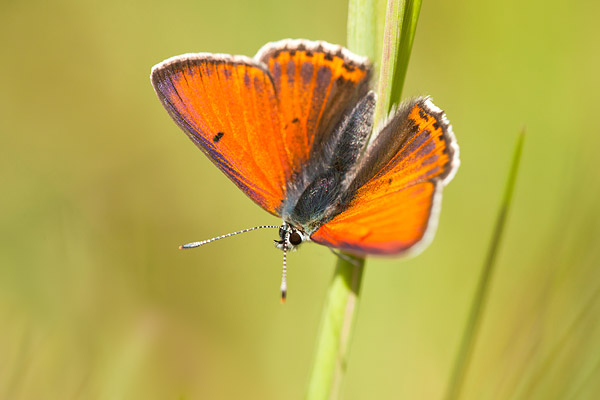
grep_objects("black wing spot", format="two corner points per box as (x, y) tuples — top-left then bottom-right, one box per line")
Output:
(388, 178), (393, 185)
(291, 117), (300, 124)
(419, 109), (428, 120)
(433, 121), (441, 130)
(343, 63), (356, 72)
(213, 132), (224, 142)
(324, 53), (334, 61)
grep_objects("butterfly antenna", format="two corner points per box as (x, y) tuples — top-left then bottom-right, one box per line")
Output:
(280, 231), (289, 304)
(179, 225), (280, 249)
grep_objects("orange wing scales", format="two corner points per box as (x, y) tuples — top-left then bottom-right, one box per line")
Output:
(311, 182), (437, 255)
(152, 41), (459, 256)
(365, 103), (452, 199)
(258, 42), (370, 179)
(310, 99), (458, 255)
(395, 104), (453, 182)
(153, 58), (288, 215)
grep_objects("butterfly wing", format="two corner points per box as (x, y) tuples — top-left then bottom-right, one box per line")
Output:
(310, 97), (459, 255)
(255, 39), (371, 177)
(152, 40), (371, 217)
(151, 54), (289, 215)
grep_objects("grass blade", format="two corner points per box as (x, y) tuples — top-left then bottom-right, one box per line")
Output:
(305, 255), (365, 400)
(347, 0), (378, 64)
(373, 0), (422, 130)
(305, 1), (423, 399)
(444, 130), (526, 400)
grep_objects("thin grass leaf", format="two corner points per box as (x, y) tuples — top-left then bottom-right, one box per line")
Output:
(513, 286), (600, 400)
(444, 130), (526, 400)
(372, 0), (422, 132)
(305, 1), (423, 399)
(305, 255), (365, 400)
(347, 0), (378, 63)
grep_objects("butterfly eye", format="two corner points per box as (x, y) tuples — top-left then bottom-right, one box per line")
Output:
(289, 231), (302, 246)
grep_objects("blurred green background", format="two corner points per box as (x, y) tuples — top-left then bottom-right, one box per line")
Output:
(1, 0), (599, 398)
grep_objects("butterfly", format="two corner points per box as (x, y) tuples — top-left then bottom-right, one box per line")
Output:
(151, 39), (459, 301)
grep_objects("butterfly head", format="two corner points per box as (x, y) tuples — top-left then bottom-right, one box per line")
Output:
(274, 222), (308, 252)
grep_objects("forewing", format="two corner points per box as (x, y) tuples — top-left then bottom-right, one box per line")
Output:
(151, 54), (289, 215)
(255, 39), (371, 176)
(310, 97), (459, 255)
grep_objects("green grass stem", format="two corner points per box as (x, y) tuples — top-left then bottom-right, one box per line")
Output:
(305, 1), (422, 398)
(444, 131), (526, 400)
(305, 255), (365, 400)
(373, 0), (422, 131)
(347, 0), (378, 65)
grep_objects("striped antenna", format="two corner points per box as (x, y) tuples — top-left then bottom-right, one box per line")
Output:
(179, 225), (280, 249)
(280, 230), (289, 303)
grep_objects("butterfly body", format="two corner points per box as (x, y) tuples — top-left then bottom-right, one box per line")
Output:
(151, 39), (459, 259)
(281, 91), (376, 238)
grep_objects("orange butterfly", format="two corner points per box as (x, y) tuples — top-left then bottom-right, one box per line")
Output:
(151, 39), (459, 300)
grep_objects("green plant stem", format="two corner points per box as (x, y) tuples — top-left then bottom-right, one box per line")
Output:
(305, 255), (365, 400)
(444, 131), (525, 400)
(373, 0), (422, 129)
(305, 1), (423, 399)
(347, 0), (378, 68)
